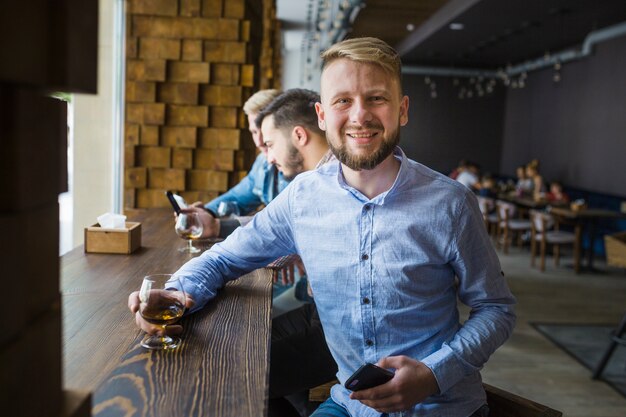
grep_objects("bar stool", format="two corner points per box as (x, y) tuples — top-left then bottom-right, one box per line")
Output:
(592, 312), (626, 379)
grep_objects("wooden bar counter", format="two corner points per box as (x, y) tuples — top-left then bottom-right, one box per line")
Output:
(61, 209), (272, 417)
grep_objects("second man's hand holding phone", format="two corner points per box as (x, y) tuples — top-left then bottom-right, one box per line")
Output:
(165, 191), (221, 239)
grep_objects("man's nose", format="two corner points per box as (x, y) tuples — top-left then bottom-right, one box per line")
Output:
(266, 149), (276, 164)
(349, 99), (373, 125)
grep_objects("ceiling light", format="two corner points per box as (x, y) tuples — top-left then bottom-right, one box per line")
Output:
(449, 22), (464, 30)
(406, 23), (415, 32)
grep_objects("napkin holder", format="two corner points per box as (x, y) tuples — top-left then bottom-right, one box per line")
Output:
(84, 222), (142, 254)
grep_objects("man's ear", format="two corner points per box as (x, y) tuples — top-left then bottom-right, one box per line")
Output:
(292, 126), (308, 147)
(399, 95), (409, 126)
(315, 102), (326, 131)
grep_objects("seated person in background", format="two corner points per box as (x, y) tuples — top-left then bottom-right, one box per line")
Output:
(455, 161), (481, 190)
(525, 159), (545, 200)
(255, 89), (336, 417)
(546, 181), (569, 204)
(515, 165), (532, 196)
(448, 159), (467, 180)
(190, 89), (286, 238)
(478, 174), (497, 198)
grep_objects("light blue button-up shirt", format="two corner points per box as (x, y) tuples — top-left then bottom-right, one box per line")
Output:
(205, 153), (289, 215)
(176, 147), (516, 417)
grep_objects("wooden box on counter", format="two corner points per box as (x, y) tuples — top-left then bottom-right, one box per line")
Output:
(605, 231), (626, 269)
(84, 222), (142, 254)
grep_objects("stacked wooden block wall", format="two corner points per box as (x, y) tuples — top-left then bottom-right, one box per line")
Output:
(0, 1), (96, 416)
(259, 0), (282, 90)
(124, 0), (269, 209)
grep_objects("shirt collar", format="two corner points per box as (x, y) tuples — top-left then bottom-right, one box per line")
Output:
(334, 146), (408, 205)
(316, 149), (336, 169)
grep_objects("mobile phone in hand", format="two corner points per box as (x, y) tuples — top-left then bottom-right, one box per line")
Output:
(344, 363), (394, 391)
(165, 191), (186, 214)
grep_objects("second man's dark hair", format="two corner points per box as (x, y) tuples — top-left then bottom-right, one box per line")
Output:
(255, 88), (322, 137)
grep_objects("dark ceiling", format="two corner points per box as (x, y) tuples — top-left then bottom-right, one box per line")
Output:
(349, 0), (449, 48)
(350, 0), (626, 69)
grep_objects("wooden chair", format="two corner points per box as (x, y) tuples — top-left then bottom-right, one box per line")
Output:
(310, 381), (563, 416)
(529, 210), (580, 273)
(496, 201), (532, 253)
(309, 379), (337, 403)
(477, 196), (498, 236)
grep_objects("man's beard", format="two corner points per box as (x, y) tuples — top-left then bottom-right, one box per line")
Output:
(327, 125), (400, 171)
(281, 143), (305, 180)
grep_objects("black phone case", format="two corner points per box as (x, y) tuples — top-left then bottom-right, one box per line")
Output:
(165, 191), (181, 214)
(344, 363), (394, 391)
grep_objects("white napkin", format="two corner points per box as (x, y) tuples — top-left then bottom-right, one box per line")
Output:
(97, 212), (127, 229)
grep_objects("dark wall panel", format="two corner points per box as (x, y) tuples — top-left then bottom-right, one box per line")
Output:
(401, 75), (506, 176)
(500, 35), (626, 197)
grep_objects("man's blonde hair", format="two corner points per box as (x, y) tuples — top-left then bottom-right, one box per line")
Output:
(321, 37), (402, 84)
(242, 89), (281, 115)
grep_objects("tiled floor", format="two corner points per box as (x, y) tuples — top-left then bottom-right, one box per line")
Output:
(480, 248), (626, 416)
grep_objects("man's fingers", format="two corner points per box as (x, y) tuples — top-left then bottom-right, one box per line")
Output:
(134, 311), (185, 336)
(288, 264), (295, 284)
(295, 258), (306, 276)
(281, 268), (288, 285)
(135, 311), (157, 334)
(354, 389), (404, 413)
(128, 291), (140, 313)
(377, 355), (403, 370)
(185, 295), (195, 309)
(165, 325), (184, 335)
(350, 381), (395, 401)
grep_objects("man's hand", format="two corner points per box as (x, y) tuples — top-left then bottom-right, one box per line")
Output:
(179, 206), (220, 238)
(267, 255), (306, 285)
(128, 290), (195, 336)
(349, 356), (439, 413)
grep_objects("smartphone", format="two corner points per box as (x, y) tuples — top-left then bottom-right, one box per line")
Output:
(344, 363), (394, 391)
(165, 191), (186, 214)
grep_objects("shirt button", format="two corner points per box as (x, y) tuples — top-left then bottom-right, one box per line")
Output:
(365, 339), (374, 346)
(363, 205), (371, 211)
(363, 297), (370, 304)
(361, 254), (369, 260)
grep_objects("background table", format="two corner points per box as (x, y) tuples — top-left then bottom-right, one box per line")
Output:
(61, 209), (272, 417)
(549, 207), (626, 271)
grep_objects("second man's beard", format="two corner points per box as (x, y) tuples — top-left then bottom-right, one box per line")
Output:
(281, 144), (305, 180)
